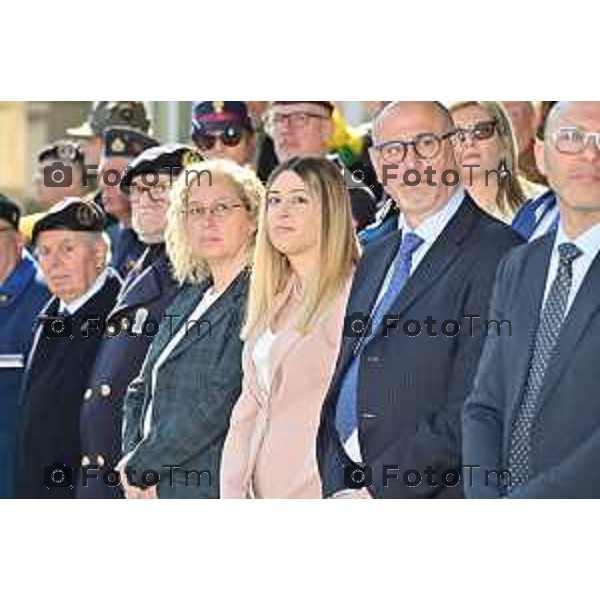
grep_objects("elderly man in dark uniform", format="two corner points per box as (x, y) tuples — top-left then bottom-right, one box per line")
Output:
(77, 145), (199, 499)
(99, 126), (159, 277)
(0, 195), (50, 498)
(14, 199), (121, 499)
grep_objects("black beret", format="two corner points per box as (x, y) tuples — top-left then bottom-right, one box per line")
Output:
(120, 144), (202, 195)
(32, 197), (106, 245)
(103, 126), (159, 158)
(38, 140), (84, 165)
(0, 194), (21, 230)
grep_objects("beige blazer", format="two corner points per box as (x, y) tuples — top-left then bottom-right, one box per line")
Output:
(220, 274), (353, 499)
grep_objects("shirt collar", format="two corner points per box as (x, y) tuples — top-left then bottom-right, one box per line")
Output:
(59, 269), (109, 315)
(398, 186), (466, 244)
(553, 220), (600, 262)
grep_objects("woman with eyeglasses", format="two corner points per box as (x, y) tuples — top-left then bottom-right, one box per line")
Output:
(190, 101), (256, 168)
(117, 159), (261, 499)
(220, 156), (360, 499)
(449, 101), (528, 223)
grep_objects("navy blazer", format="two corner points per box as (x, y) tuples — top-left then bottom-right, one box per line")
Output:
(463, 233), (600, 498)
(0, 252), (50, 498)
(14, 271), (121, 499)
(317, 196), (523, 498)
(77, 246), (179, 499)
(121, 269), (249, 499)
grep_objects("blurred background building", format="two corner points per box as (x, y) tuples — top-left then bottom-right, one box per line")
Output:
(0, 101), (369, 208)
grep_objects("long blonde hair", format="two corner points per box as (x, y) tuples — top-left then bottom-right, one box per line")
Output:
(165, 159), (263, 284)
(242, 156), (360, 338)
(449, 100), (527, 215)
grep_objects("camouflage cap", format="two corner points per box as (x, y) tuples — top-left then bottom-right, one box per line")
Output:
(67, 101), (152, 138)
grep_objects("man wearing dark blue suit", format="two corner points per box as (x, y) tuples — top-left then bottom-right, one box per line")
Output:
(463, 102), (600, 498)
(77, 145), (199, 499)
(14, 199), (121, 499)
(0, 196), (50, 498)
(317, 102), (522, 499)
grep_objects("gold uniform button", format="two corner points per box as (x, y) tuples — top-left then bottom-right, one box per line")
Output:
(99, 384), (111, 398)
(84, 388), (93, 401)
(81, 455), (91, 467)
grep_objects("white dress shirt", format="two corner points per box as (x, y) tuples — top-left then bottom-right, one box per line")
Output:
(58, 269), (109, 315)
(143, 287), (219, 439)
(252, 328), (278, 395)
(542, 221), (600, 314)
(530, 204), (560, 241)
(343, 188), (466, 463)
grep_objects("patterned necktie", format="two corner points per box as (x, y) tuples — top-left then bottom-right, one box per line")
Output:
(508, 242), (583, 486)
(335, 232), (424, 444)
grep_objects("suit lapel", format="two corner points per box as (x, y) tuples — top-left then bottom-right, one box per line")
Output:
(504, 238), (553, 437)
(372, 196), (480, 334)
(539, 249), (600, 399)
(110, 257), (171, 316)
(162, 270), (248, 366)
(335, 230), (401, 376)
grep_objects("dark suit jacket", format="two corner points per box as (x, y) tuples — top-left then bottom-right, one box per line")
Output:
(14, 271), (121, 499)
(121, 269), (249, 499)
(77, 247), (179, 499)
(317, 196), (523, 498)
(463, 233), (600, 498)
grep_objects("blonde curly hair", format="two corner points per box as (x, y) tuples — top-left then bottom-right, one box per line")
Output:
(165, 159), (263, 284)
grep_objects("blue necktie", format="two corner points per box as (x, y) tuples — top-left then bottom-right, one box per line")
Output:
(514, 192), (557, 240)
(508, 242), (582, 486)
(335, 232), (424, 445)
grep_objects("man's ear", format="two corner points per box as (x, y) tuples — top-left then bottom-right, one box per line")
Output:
(534, 138), (547, 178)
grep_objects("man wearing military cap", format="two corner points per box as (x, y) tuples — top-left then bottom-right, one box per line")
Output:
(35, 140), (87, 210)
(191, 101), (256, 167)
(77, 145), (199, 499)
(14, 198), (121, 499)
(67, 101), (152, 168)
(99, 126), (159, 277)
(0, 195), (50, 498)
(265, 101), (377, 233)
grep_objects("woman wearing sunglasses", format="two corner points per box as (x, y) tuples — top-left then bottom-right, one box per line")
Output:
(220, 156), (360, 499)
(190, 101), (256, 168)
(449, 101), (527, 223)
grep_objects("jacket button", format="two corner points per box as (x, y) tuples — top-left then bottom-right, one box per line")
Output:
(100, 384), (111, 398)
(81, 455), (91, 467)
(84, 388), (93, 401)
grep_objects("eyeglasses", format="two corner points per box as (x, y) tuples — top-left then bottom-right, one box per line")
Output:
(192, 128), (244, 151)
(183, 200), (245, 221)
(554, 127), (600, 155)
(373, 131), (455, 163)
(454, 120), (499, 143)
(265, 111), (329, 134)
(130, 183), (170, 203)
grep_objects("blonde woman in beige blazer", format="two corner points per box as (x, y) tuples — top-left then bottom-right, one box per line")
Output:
(220, 156), (360, 499)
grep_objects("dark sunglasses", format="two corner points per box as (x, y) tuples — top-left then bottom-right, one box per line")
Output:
(192, 127), (244, 151)
(455, 120), (499, 142)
